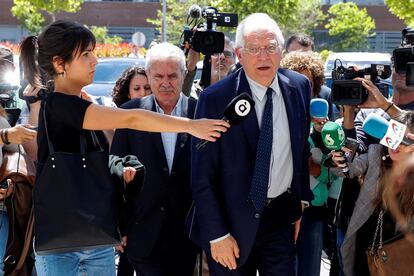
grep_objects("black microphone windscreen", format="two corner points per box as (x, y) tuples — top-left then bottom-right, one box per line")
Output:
(188, 5), (202, 19)
(223, 93), (255, 125)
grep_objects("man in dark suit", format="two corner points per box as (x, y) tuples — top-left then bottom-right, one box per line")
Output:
(111, 42), (199, 276)
(188, 13), (313, 275)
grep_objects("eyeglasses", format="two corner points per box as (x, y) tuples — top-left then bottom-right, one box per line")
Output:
(243, 44), (279, 56)
(213, 51), (234, 58)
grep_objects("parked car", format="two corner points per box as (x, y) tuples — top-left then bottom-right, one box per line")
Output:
(324, 52), (392, 88)
(83, 57), (145, 97)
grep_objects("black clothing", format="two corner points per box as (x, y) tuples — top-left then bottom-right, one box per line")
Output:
(110, 95), (199, 276)
(37, 92), (100, 163)
(335, 177), (361, 231)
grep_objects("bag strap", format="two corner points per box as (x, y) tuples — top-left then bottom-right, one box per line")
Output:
(42, 101), (54, 155)
(370, 210), (384, 254)
(43, 100), (102, 155)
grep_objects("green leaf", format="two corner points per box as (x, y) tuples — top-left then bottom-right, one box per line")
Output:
(325, 2), (376, 51)
(11, 0), (84, 35)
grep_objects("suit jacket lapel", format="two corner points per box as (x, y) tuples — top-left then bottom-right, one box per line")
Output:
(172, 96), (191, 167)
(237, 70), (260, 152)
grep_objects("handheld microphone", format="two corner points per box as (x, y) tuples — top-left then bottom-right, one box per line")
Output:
(188, 4), (202, 19)
(310, 98), (329, 119)
(321, 121), (349, 176)
(196, 92), (255, 150)
(362, 113), (412, 149)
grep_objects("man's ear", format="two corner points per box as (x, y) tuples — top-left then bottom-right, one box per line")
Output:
(52, 56), (65, 75)
(235, 48), (244, 66)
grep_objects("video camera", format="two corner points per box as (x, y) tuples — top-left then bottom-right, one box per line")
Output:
(181, 5), (237, 55)
(331, 60), (391, 106)
(0, 83), (21, 126)
(392, 28), (414, 86)
(180, 5), (237, 88)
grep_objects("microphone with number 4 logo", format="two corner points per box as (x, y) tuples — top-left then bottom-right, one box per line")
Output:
(196, 92), (255, 150)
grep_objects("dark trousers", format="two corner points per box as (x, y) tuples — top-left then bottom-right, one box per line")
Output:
(296, 206), (328, 276)
(207, 191), (301, 276)
(127, 222), (199, 276)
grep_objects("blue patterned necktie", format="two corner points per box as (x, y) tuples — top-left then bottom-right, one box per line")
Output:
(249, 87), (273, 212)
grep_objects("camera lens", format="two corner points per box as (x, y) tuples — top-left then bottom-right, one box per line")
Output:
(351, 87), (360, 98)
(202, 33), (215, 46)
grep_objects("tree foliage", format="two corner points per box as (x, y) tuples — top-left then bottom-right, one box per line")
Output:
(213, 0), (324, 37)
(11, 0), (84, 35)
(88, 26), (123, 44)
(147, 0), (324, 45)
(385, 0), (414, 28)
(147, 0), (212, 45)
(325, 2), (376, 51)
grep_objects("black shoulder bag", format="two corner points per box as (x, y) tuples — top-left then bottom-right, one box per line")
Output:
(33, 102), (121, 254)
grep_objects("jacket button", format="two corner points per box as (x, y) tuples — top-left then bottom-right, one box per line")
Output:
(163, 167), (168, 172)
(160, 207), (165, 212)
(254, 213), (260, 219)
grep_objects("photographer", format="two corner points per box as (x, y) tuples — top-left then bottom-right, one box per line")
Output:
(182, 36), (236, 98)
(0, 45), (36, 276)
(341, 30), (414, 153)
(330, 111), (414, 276)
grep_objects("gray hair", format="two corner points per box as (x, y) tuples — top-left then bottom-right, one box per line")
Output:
(145, 42), (187, 73)
(235, 13), (285, 49)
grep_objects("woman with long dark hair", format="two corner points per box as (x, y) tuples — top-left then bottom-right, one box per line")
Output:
(112, 66), (151, 107)
(332, 110), (414, 276)
(20, 20), (228, 275)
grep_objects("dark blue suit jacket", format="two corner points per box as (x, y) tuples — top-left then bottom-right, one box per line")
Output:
(111, 95), (197, 258)
(188, 68), (313, 266)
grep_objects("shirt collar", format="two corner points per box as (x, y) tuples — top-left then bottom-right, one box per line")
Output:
(154, 93), (183, 116)
(245, 73), (280, 101)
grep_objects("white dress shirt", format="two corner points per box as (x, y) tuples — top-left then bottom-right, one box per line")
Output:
(246, 75), (293, 198)
(154, 94), (183, 173)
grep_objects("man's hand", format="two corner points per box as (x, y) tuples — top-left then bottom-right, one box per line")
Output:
(309, 158), (321, 177)
(123, 167), (136, 184)
(7, 124), (37, 144)
(80, 90), (93, 102)
(294, 218), (301, 244)
(23, 84), (41, 97)
(116, 236), (127, 253)
(293, 203), (305, 243)
(356, 78), (389, 109)
(186, 49), (200, 72)
(210, 235), (240, 270)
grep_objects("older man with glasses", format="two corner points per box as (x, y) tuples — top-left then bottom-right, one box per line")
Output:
(188, 13), (313, 275)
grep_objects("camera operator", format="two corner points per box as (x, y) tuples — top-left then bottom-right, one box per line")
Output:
(342, 65), (413, 154)
(182, 36), (236, 98)
(334, 28), (414, 153)
(0, 44), (36, 276)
